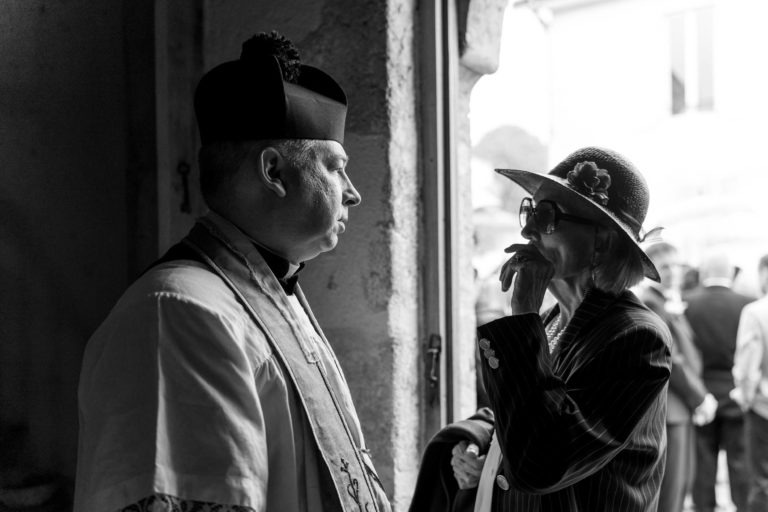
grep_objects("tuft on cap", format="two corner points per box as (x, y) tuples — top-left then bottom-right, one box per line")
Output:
(241, 31), (301, 83)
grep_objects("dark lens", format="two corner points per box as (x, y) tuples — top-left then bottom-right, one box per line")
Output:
(519, 198), (533, 228)
(536, 201), (557, 233)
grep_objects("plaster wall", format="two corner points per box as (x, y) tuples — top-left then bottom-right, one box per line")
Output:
(0, 0), (131, 478)
(202, 1), (421, 507)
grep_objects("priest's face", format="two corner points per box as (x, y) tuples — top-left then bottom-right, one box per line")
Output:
(280, 140), (361, 262)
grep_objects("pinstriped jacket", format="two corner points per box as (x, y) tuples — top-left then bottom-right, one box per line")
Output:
(477, 289), (672, 511)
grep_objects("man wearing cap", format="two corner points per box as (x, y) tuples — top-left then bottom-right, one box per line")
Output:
(74, 32), (391, 512)
(732, 254), (768, 511)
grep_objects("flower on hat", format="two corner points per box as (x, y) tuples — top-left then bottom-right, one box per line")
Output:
(566, 161), (611, 206)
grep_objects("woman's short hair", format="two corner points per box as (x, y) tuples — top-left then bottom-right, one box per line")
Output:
(593, 227), (646, 295)
(198, 138), (317, 202)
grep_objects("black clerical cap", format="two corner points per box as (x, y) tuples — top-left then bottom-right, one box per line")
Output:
(194, 32), (347, 145)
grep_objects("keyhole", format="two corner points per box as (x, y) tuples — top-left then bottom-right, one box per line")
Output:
(177, 162), (191, 213)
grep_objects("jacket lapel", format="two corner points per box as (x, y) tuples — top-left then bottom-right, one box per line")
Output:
(552, 289), (620, 376)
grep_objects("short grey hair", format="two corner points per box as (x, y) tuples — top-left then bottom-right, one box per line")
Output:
(592, 227), (646, 295)
(198, 139), (318, 202)
(698, 252), (734, 282)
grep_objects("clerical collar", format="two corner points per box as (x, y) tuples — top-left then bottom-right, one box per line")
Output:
(251, 242), (304, 294)
(205, 210), (304, 294)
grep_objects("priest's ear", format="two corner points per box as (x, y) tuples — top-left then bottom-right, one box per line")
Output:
(255, 146), (287, 198)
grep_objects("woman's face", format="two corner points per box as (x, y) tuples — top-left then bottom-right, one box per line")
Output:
(521, 188), (601, 281)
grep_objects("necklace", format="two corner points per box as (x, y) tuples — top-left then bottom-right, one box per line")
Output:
(545, 313), (566, 353)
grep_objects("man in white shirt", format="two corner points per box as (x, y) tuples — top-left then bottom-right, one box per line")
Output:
(732, 254), (768, 512)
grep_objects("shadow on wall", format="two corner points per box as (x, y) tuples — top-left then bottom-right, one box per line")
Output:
(0, 421), (73, 511)
(0, 197), (85, 511)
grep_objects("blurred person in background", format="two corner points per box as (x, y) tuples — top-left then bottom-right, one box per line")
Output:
(638, 241), (716, 512)
(685, 252), (754, 512)
(425, 147), (672, 511)
(681, 264), (701, 293)
(731, 254), (768, 512)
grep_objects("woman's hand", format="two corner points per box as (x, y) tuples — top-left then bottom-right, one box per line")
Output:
(450, 441), (486, 490)
(500, 243), (555, 315)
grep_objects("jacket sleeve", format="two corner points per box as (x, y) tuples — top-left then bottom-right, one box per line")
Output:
(732, 305), (765, 408)
(666, 318), (708, 410)
(477, 312), (670, 494)
(641, 292), (707, 411)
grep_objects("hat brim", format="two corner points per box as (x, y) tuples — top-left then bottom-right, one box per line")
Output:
(496, 168), (660, 282)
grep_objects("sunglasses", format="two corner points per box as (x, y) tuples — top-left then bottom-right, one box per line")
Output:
(519, 197), (597, 234)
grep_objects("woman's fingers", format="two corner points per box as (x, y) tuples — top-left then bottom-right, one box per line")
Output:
(500, 244), (543, 292)
(457, 458), (485, 475)
(451, 441), (486, 490)
(451, 450), (480, 489)
(451, 452), (486, 471)
(500, 260), (516, 292)
(451, 441), (467, 457)
(453, 468), (477, 490)
(504, 243), (542, 260)
(452, 455), (486, 490)
(504, 242), (531, 254)
(500, 243), (556, 314)
(451, 456), (472, 471)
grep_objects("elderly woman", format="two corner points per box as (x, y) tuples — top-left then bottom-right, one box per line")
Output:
(449, 147), (672, 511)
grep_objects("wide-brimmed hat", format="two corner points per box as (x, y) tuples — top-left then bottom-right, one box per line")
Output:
(496, 146), (661, 282)
(194, 32), (347, 146)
